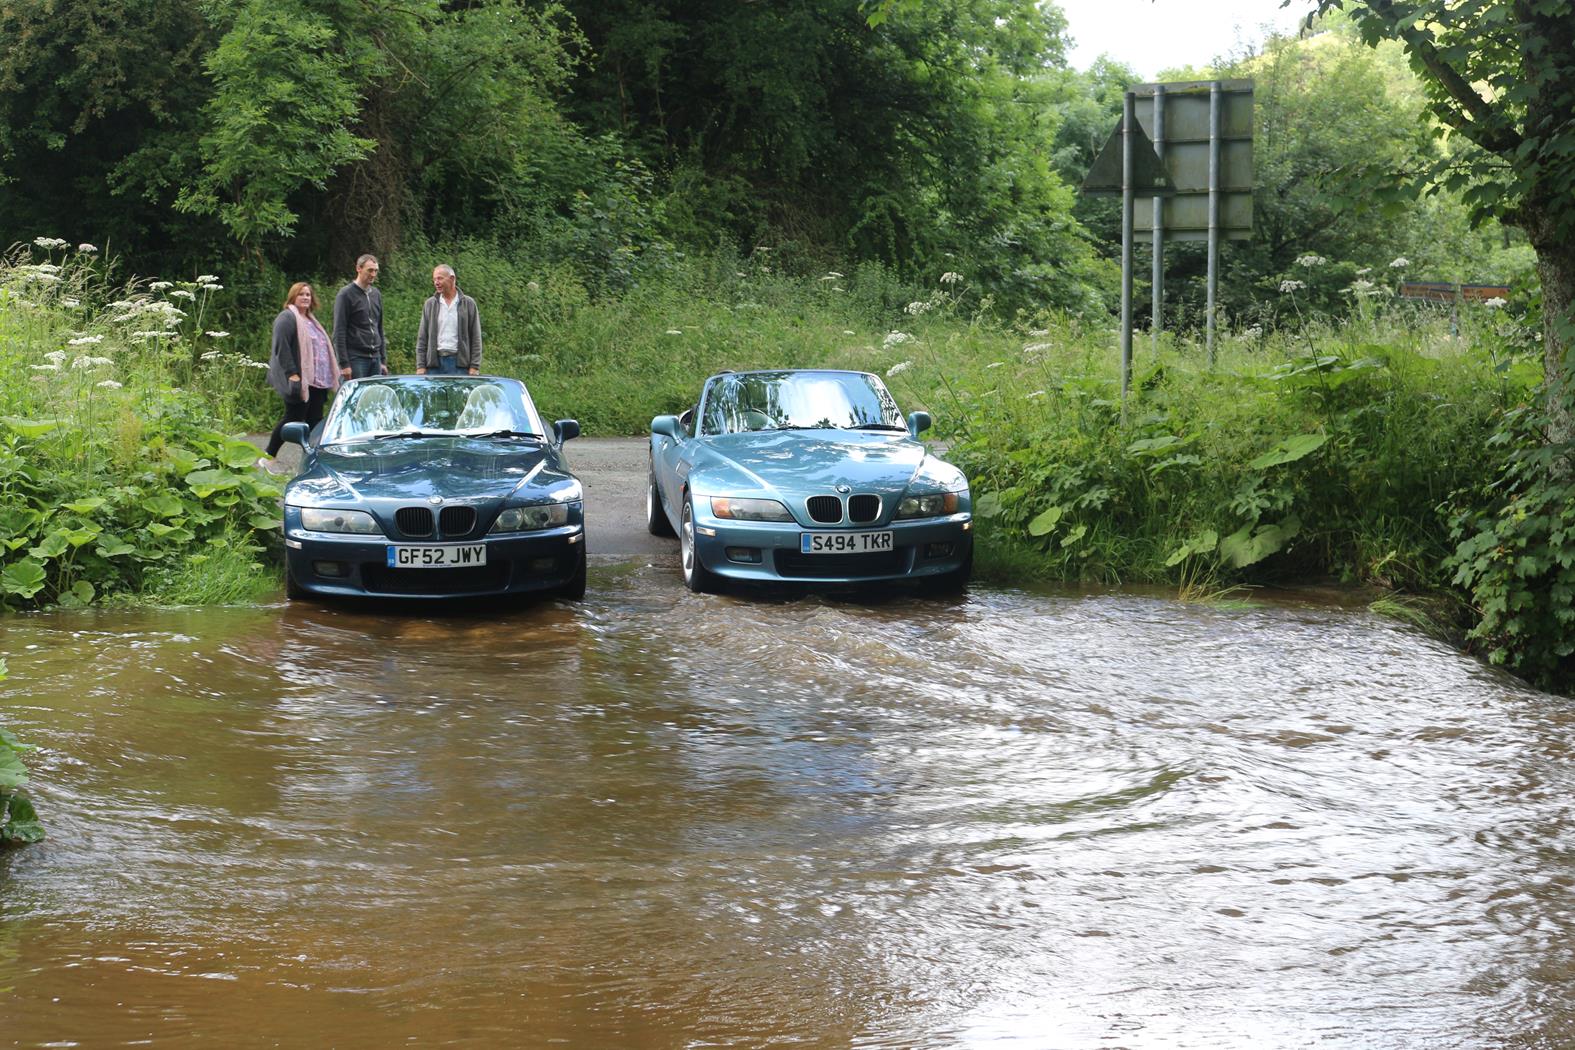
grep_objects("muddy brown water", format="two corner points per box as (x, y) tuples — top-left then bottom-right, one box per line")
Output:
(2, 565), (1573, 1049)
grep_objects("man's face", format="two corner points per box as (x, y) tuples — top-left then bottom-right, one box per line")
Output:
(432, 269), (456, 298)
(357, 259), (379, 284)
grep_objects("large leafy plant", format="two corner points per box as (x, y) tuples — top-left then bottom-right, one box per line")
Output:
(0, 661), (44, 847)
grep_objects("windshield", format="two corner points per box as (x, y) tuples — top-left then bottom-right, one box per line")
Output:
(699, 371), (904, 436)
(320, 377), (545, 444)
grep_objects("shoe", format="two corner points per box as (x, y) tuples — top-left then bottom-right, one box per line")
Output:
(256, 455), (290, 476)
(254, 456), (271, 471)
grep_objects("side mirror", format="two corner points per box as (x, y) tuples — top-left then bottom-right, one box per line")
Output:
(281, 421), (310, 446)
(907, 411), (932, 437)
(554, 419), (580, 443)
(651, 414), (681, 440)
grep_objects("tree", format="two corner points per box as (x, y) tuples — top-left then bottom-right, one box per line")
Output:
(1314, 0), (1575, 441)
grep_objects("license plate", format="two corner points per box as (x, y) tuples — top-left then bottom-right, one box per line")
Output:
(800, 530), (894, 554)
(386, 544), (487, 568)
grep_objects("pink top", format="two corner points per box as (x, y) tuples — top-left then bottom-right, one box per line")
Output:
(306, 317), (334, 389)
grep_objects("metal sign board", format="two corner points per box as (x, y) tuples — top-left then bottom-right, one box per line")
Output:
(1399, 282), (1510, 303)
(1130, 80), (1253, 241)
(1082, 117), (1177, 196)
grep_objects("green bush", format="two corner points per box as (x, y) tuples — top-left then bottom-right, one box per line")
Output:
(1, 660), (43, 847)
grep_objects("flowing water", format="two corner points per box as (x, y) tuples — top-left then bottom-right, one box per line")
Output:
(2, 567), (1572, 1049)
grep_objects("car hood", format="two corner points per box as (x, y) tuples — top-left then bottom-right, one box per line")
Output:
(689, 431), (955, 498)
(287, 437), (573, 504)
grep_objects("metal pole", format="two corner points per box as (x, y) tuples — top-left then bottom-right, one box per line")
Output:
(1121, 91), (1134, 408)
(1206, 81), (1221, 366)
(1151, 85), (1165, 354)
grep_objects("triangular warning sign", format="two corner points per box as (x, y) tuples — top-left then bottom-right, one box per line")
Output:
(1081, 116), (1177, 196)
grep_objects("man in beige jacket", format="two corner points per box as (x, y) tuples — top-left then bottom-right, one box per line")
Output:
(415, 264), (483, 375)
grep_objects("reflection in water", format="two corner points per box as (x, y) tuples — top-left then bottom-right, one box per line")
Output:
(1, 575), (1572, 1048)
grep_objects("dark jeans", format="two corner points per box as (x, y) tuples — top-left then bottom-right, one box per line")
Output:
(266, 385), (329, 456)
(433, 354), (461, 375)
(349, 356), (384, 379)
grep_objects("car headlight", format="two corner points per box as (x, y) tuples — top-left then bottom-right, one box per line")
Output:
(299, 507), (383, 534)
(895, 492), (960, 519)
(710, 497), (793, 521)
(489, 502), (571, 533)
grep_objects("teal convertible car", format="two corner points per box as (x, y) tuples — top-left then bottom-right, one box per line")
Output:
(279, 376), (585, 601)
(648, 369), (972, 593)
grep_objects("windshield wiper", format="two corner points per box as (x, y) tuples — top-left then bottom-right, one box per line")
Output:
(849, 423), (908, 431)
(474, 429), (542, 440)
(371, 429), (431, 440)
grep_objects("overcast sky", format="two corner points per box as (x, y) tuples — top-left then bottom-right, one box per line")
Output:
(1056, 0), (1310, 78)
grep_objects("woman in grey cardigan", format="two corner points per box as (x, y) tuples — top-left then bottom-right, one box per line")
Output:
(257, 282), (350, 473)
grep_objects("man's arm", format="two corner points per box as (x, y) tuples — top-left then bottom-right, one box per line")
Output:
(374, 289), (388, 370)
(467, 297), (483, 374)
(414, 299), (430, 374)
(331, 285), (350, 363)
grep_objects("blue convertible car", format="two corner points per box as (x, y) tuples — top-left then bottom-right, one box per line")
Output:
(647, 369), (972, 593)
(278, 376), (585, 601)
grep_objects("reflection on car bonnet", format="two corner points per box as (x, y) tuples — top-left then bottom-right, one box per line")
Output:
(456, 385), (513, 431)
(351, 385), (411, 432)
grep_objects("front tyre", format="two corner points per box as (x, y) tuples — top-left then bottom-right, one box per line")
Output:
(284, 563), (307, 601)
(557, 546), (588, 600)
(680, 497), (721, 594)
(647, 466), (675, 537)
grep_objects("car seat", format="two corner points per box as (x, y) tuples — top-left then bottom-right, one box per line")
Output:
(455, 384), (515, 431)
(351, 384), (411, 433)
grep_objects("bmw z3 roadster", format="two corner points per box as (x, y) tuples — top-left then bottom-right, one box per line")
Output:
(648, 369), (972, 593)
(279, 376), (585, 601)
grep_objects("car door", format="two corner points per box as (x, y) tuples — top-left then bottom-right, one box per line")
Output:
(653, 391), (700, 522)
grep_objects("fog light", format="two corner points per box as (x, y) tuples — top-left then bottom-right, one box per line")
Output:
(725, 547), (762, 563)
(924, 542), (953, 559)
(530, 557), (558, 572)
(312, 561), (347, 577)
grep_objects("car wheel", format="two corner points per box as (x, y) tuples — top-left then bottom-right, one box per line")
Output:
(557, 546), (587, 600)
(922, 543), (973, 596)
(284, 564), (307, 601)
(646, 466), (675, 537)
(680, 497), (720, 594)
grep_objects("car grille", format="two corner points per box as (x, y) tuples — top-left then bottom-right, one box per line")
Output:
(848, 494), (881, 523)
(806, 495), (843, 523)
(439, 505), (477, 538)
(774, 549), (907, 579)
(395, 507), (434, 538)
(361, 563), (511, 595)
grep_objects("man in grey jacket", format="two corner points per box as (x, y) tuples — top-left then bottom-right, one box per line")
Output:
(415, 264), (483, 375)
(333, 254), (389, 378)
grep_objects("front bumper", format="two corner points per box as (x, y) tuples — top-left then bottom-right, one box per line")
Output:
(284, 525), (584, 599)
(690, 512), (972, 584)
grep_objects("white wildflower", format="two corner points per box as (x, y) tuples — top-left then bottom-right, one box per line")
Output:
(61, 298), (80, 308)
(30, 364), (60, 372)
(78, 243), (99, 253)
(95, 380), (123, 389)
(33, 236), (68, 249)
(28, 272), (61, 283)
(245, 360), (269, 369)
(71, 356), (113, 369)
(34, 263), (60, 273)
(665, 329), (684, 336)
(1484, 297), (1507, 309)
(1279, 279), (1306, 294)
(1025, 390), (1046, 400)
(168, 289), (196, 300)
(67, 335), (104, 346)
(1356, 267), (1372, 275)
(986, 362), (1004, 369)
(882, 331), (913, 348)
(940, 271), (963, 285)
(819, 274), (838, 282)
(842, 330), (856, 336)
(1245, 325), (1264, 339)
(44, 350), (66, 364)
(131, 330), (167, 340)
(149, 281), (173, 291)
(1028, 328), (1049, 337)
(196, 274), (220, 284)
(1022, 342), (1053, 355)
(886, 360), (913, 377)
(1388, 257), (1410, 269)
(200, 283), (223, 292)
(826, 271), (844, 279)
(206, 330), (229, 339)
(905, 300), (932, 315)
(1347, 279), (1376, 296)
(200, 350), (223, 361)
(526, 281), (541, 292)
(1295, 254), (1327, 267)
